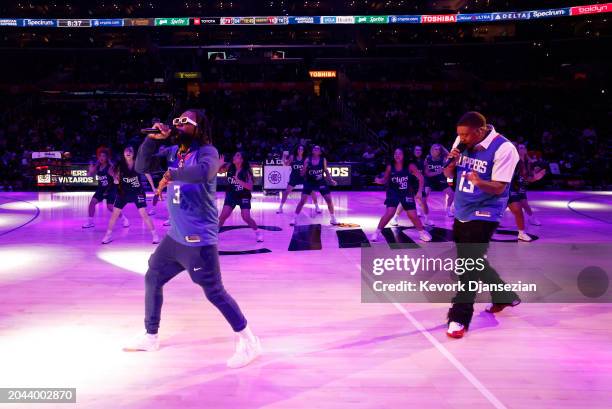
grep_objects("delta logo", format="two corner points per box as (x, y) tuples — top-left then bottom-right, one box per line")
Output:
(421, 15), (457, 24)
(492, 12), (531, 20)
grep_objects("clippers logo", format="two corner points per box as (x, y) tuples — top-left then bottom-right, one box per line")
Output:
(571, 3), (611, 15)
(267, 171), (282, 184)
(421, 14), (457, 23)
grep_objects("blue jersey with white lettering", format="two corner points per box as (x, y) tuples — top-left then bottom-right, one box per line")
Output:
(165, 144), (219, 247)
(454, 136), (511, 222)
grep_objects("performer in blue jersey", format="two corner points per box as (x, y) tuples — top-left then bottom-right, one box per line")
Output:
(370, 147), (432, 242)
(127, 110), (261, 368)
(424, 143), (455, 218)
(443, 112), (521, 339)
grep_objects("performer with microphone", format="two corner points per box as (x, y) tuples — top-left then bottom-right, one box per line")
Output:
(126, 110), (262, 368)
(443, 111), (521, 339)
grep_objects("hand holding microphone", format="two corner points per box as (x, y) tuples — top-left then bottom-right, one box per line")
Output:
(142, 122), (173, 140)
(443, 142), (466, 168)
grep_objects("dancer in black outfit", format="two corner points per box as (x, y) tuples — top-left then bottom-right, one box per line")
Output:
(101, 146), (158, 244)
(82, 147), (128, 229)
(218, 151), (264, 242)
(277, 144), (320, 215)
(371, 147), (432, 242)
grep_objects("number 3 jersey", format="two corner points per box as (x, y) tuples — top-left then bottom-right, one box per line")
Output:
(165, 144), (220, 247)
(451, 125), (519, 223)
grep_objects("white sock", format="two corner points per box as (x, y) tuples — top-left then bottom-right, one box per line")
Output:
(237, 325), (256, 343)
(518, 229), (525, 235)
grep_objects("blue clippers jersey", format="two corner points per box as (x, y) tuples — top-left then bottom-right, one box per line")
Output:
(454, 135), (513, 222)
(165, 144), (219, 247)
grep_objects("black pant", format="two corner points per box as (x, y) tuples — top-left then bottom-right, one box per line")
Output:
(144, 236), (247, 334)
(448, 219), (519, 328)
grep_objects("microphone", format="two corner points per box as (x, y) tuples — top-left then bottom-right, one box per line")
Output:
(443, 142), (466, 168)
(140, 125), (176, 135)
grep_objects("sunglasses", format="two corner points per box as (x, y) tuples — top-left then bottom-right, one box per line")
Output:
(172, 117), (198, 127)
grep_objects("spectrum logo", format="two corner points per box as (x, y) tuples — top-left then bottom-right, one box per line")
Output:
(530, 9), (569, 19)
(23, 19), (57, 26)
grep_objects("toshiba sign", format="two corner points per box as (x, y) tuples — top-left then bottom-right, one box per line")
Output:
(421, 14), (457, 23)
(309, 70), (337, 79)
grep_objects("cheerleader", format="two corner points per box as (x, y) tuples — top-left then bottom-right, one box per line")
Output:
(276, 144), (320, 215)
(371, 148), (432, 242)
(391, 145), (431, 226)
(82, 147), (128, 229)
(508, 144), (546, 241)
(101, 146), (159, 244)
(291, 145), (337, 226)
(218, 151), (263, 242)
(424, 143), (455, 217)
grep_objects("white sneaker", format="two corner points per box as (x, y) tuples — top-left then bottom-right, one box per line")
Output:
(147, 208), (156, 216)
(330, 215), (338, 225)
(163, 219), (171, 226)
(256, 230), (264, 242)
(418, 230), (432, 242)
(82, 221), (94, 229)
(390, 216), (399, 226)
(122, 217), (130, 228)
(101, 231), (113, 244)
(123, 333), (160, 352)
(370, 230), (382, 242)
(517, 231), (532, 242)
(528, 215), (541, 226)
(290, 216), (298, 226)
(447, 321), (466, 339)
(227, 336), (262, 369)
(276, 206), (283, 214)
(152, 231), (160, 244)
(315, 207), (322, 214)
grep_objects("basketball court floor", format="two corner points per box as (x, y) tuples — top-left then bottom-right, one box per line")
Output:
(1, 190), (611, 408)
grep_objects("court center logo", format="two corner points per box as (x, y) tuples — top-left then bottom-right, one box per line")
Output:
(268, 171), (282, 185)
